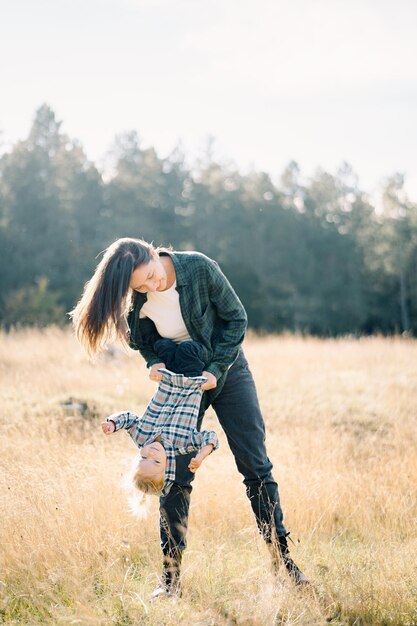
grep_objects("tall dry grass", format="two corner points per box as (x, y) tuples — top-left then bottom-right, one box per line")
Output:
(1, 328), (416, 625)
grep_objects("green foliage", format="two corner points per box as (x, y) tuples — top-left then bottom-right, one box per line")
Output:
(1, 104), (417, 334)
(2, 277), (66, 328)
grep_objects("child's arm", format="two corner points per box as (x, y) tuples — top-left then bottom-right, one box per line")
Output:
(188, 443), (214, 473)
(176, 429), (218, 455)
(101, 411), (141, 434)
(176, 429), (218, 472)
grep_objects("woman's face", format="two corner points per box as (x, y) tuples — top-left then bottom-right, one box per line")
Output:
(129, 253), (168, 293)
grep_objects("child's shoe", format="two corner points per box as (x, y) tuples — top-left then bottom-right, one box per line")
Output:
(152, 555), (182, 599)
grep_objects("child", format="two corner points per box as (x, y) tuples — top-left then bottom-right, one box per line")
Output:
(101, 339), (218, 496)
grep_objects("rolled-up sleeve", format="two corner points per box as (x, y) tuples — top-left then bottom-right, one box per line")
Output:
(107, 411), (140, 431)
(205, 260), (247, 380)
(176, 429), (219, 455)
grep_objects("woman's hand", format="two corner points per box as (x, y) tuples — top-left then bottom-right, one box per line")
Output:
(149, 363), (166, 382)
(101, 420), (115, 434)
(201, 371), (217, 391)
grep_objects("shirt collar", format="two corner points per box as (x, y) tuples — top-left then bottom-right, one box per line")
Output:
(159, 251), (188, 287)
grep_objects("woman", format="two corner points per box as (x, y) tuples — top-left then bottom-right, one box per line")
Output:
(72, 237), (308, 596)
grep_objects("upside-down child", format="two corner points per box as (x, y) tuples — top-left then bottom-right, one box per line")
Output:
(101, 339), (218, 496)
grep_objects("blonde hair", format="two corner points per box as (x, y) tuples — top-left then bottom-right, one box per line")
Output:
(121, 452), (166, 520)
(133, 467), (165, 496)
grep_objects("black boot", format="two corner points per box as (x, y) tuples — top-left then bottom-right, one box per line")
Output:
(152, 552), (182, 599)
(268, 534), (309, 586)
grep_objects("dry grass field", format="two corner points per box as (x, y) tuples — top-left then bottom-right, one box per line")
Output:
(1, 328), (416, 625)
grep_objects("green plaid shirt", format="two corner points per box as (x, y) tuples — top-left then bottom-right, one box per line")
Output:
(127, 251), (248, 381)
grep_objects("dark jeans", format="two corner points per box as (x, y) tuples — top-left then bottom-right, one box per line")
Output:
(154, 338), (208, 377)
(159, 349), (286, 558)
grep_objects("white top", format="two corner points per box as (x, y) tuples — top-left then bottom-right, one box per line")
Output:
(139, 281), (191, 343)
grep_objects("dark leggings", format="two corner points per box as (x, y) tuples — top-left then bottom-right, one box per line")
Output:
(159, 349), (286, 557)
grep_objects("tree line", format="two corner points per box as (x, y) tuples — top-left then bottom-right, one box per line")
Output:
(1, 104), (416, 335)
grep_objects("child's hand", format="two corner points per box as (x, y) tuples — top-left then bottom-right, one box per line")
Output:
(188, 456), (202, 473)
(188, 443), (214, 472)
(101, 420), (115, 435)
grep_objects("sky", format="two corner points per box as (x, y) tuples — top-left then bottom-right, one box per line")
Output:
(1, 0), (416, 199)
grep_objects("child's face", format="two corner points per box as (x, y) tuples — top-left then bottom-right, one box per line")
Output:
(137, 441), (167, 478)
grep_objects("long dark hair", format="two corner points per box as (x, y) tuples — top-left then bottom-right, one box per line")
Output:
(71, 238), (154, 356)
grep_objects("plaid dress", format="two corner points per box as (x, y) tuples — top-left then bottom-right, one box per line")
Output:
(107, 368), (219, 495)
